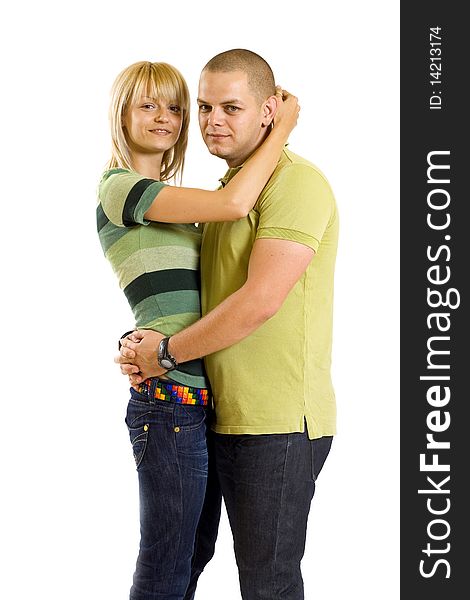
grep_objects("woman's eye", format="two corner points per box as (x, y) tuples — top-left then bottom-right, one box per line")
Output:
(142, 104), (155, 110)
(169, 105), (181, 113)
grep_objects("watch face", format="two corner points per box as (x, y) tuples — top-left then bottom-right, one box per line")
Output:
(160, 358), (175, 369)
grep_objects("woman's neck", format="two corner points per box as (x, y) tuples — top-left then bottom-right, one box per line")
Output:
(131, 152), (163, 180)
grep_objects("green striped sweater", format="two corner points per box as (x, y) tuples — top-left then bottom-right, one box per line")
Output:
(97, 168), (208, 388)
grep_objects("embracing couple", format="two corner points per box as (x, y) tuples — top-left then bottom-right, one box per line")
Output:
(97, 48), (338, 600)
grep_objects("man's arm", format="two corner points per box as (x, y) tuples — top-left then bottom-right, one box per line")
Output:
(118, 237), (314, 384)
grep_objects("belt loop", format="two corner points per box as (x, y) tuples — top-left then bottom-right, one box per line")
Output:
(148, 377), (159, 404)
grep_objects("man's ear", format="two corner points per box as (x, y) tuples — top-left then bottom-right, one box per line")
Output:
(261, 95), (277, 128)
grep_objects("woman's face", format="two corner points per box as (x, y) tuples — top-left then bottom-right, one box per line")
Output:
(123, 95), (183, 158)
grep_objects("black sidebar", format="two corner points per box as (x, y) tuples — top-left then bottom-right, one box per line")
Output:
(401, 3), (468, 599)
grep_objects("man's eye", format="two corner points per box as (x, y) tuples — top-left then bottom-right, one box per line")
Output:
(225, 105), (239, 113)
(198, 105), (211, 112)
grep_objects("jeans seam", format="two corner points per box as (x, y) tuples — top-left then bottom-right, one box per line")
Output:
(128, 411), (153, 428)
(167, 422), (184, 593)
(272, 436), (290, 599)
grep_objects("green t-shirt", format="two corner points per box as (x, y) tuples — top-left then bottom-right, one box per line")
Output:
(201, 148), (339, 438)
(97, 168), (208, 389)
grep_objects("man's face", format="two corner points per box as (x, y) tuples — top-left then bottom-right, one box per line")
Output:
(197, 70), (272, 167)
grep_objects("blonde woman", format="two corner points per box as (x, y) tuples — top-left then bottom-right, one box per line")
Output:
(97, 61), (298, 600)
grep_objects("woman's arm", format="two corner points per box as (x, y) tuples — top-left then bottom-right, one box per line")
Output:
(144, 91), (300, 224)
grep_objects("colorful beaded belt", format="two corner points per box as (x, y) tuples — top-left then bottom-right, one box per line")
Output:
(138, 378), (209, 406)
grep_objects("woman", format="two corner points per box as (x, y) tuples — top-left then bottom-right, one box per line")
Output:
(97, 60), (298, 600)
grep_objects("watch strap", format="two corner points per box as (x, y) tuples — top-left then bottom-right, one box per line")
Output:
(158, 337), (178, 371)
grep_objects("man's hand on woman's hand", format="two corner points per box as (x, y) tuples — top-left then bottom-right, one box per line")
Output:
(115, 329), (167, 386)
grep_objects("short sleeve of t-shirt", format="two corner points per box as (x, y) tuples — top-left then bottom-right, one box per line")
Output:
(256, 163), (335, 252)
(99, 168), (167, 227)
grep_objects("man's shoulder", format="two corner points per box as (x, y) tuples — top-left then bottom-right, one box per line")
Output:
(270, 148), (331, 188)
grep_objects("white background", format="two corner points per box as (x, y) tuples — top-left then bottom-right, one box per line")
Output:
(1, 1), (399, 598)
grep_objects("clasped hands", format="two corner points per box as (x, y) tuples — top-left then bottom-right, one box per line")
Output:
(115, 329), (168, 387)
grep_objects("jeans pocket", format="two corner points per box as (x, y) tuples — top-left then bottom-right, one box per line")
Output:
(125, 401), (153, 469)
(177, 404), (207, 428)
(311, 435), (333, 481)
(174, 405), (208, 458)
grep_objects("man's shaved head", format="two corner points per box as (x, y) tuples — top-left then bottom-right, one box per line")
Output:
(202, 49), (276, 104)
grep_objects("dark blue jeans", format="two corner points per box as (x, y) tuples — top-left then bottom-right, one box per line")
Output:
(185, 429), (333, 600)
(125, 386), (209, 600)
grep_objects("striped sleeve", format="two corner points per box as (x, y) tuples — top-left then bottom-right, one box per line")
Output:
(98, 169), (167, 227)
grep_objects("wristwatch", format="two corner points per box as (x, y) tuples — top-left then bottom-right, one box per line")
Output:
(157, 337), (178, 371)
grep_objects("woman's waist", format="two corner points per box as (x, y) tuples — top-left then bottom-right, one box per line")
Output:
(138, 375), (210, 406)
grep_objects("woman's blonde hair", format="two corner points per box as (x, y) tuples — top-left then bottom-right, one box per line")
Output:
(107, 61), (190, 182)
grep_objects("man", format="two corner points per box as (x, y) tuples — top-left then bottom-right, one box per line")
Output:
(118, 49), (339, 600)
